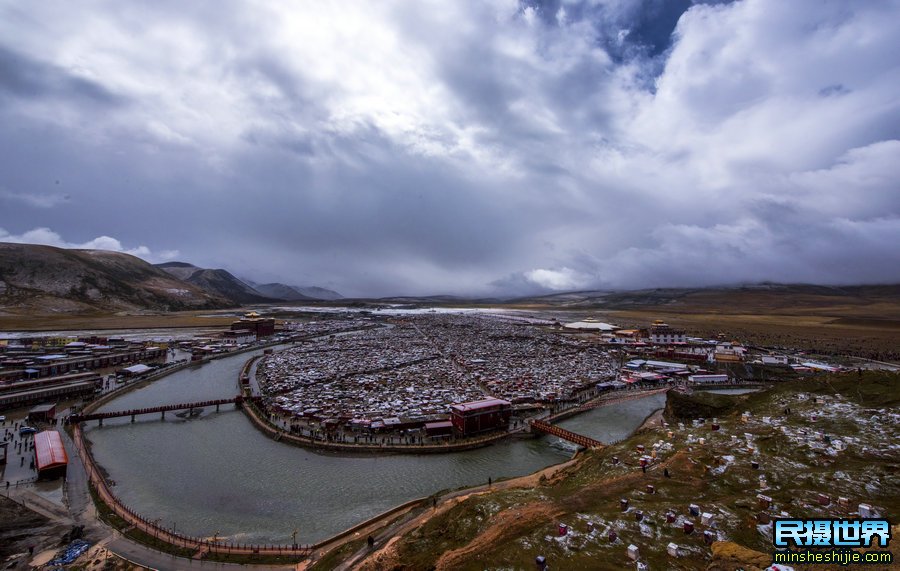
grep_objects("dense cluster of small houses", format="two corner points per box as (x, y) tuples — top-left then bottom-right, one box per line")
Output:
(252, 310), (858, 438)
(258, 314), (619, 423)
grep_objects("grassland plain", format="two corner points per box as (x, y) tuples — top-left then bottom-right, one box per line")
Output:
(354, 372), (900, 570)
(610, 308), (900, 363)
(0, 310), (237, 332)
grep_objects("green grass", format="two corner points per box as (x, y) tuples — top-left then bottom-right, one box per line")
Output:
(665, 389), (742, 420)
(121, 528), (196, 558)
(309, 538), (367, 571)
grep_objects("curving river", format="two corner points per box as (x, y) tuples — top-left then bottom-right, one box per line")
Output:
(84, 349), (666, 544)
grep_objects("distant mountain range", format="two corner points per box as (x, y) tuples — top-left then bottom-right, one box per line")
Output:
(154, 262), (277, 304)
(246, 281), (344, 302)
(0, 243), (342, 314)
(154, 262), (343, 303)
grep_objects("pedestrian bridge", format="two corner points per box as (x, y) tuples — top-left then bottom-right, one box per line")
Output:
(69, 397), (251, 425)
(529, 419), (605, 449)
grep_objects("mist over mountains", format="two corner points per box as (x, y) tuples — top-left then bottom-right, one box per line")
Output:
(2, 242), (898, 318)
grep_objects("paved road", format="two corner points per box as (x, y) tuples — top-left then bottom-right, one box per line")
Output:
(106, 535), (295, 571)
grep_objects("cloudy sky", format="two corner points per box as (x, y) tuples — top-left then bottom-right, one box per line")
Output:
(1, 0), (898, 297)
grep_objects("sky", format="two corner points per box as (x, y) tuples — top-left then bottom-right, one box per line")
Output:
(0, 0), (898, 297)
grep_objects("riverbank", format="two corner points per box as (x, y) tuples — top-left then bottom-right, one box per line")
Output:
(72, 346), (668, 565)
(241, 352), (672, 454)
(344, 371), (900, 570)
(72, 411), (575, 566)
(71, 388), (668, 568)
(312, 452), (589, 570)
(242, 352), (519, 454)
(79, 340), (290, 416)
(545, 387), (670, 424)
(72, 421), (312, 561)
(240, 395), (519, 454)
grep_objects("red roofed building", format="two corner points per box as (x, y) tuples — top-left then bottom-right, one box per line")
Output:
(450, 397), (512, 436)
(34, 430), (68, 480)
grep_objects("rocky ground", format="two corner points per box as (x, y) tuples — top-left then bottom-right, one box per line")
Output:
(0, 495), (71, 570)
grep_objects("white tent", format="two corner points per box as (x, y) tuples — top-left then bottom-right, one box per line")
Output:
(563, 319), (617, 331)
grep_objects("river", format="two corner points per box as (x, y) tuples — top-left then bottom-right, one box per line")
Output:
(84, 349), (666, 544)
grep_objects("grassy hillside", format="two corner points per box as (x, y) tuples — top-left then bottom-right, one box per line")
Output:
(356, 371), (900, 570)
(0, 242), (228, 314)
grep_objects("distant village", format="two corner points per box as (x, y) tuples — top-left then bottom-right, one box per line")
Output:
(0, 310), (851, 444)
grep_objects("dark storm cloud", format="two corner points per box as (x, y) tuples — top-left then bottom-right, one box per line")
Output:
(0, 45), (123, 106)
(0, 0), (898, 297)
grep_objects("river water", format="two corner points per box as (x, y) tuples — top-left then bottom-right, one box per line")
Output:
(84, 350), (666, 544)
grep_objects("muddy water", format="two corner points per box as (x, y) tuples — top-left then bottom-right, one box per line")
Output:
(85, 351), (665, 544)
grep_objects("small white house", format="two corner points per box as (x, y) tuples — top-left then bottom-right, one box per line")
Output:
(563, 319), (618, 332)
(223, 330), (257, 345)
(627, 544), (640, 560)
(761, 355), (789, 365)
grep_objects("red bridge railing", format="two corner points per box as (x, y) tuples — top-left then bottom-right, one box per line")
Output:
(529, 419), (605, 449)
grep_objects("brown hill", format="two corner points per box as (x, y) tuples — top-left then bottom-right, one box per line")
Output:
(0, 243), (229, 314)
(155, 262), (278, 304)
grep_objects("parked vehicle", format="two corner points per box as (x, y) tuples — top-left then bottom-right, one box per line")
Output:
(19, 425), (37, 435)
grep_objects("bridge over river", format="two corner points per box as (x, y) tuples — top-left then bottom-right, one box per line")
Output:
(530, 387), (672, 448)
(70, 397), (251, 425)
(529, 419), (605, 448)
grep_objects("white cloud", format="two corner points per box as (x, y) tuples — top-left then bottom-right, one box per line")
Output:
(0, 0), (897, 295)
(525, 267), (587, 290)
(0, 227), (179, 263)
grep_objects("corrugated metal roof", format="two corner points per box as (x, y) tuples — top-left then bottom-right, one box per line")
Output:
(122, 364), (152, 374)
(34, 430), (68, 471)
(450, 397), (512, 412)
(29, 403), (56, 413)
(644, 360), (688, 369)
(564, 320), (617, 331)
